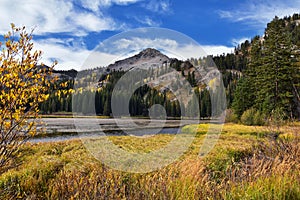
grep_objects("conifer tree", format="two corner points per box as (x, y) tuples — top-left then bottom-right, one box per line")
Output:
(257, 17), (297, 117)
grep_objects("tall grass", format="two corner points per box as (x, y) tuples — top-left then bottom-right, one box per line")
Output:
(0, 123), (299, 199)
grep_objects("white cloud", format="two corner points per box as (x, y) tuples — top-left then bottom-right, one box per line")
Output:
(79, 0), (142, 12)
(218, 0), (300, 27)
(112, 37), (178, 52)
(73, 12), (116, 32)
(143, 0), (171, 14)
(218, 11), (233, 19)
(134, 16), (161, 26)
(201, 45), (234, 56)
(34, 38), (117, 70)
(0, 0), (239, 70)
(172, 44), (233, 58)
(33, 36), (234, 70)
(0, 0), (119, 35)
(113, 0), (142, 5)
(110, 37), (233, 59)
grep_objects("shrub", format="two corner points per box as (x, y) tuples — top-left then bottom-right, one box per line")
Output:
(225, 109), (239, 123)
(241, 108), (256, 125)
(253, 110), (266, 126)
(240, 108), (266, 126)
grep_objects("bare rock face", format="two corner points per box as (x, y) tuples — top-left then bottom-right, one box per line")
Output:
(107, 48), (170, 71)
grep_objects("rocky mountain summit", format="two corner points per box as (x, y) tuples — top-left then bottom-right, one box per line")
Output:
(107, 48), (170, 71)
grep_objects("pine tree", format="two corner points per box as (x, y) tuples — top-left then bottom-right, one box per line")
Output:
(257, 17), (296, 117)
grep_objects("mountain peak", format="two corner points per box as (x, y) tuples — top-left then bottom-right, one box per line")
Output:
(139, 48), (164, 57)
(108, 48), (170, 71)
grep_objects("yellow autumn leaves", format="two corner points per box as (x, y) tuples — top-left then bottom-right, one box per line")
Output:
(0, 24), (56, 167)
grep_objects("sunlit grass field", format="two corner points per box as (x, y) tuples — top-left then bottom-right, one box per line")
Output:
(0, 123), (299, 199)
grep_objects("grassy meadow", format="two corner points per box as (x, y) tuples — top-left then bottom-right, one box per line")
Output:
(0, 123), (299, 199)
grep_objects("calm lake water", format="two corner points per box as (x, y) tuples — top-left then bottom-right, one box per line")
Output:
(29, 118), (203, 143)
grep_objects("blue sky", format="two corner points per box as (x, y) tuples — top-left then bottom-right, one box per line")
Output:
(0, 0), (299, 70)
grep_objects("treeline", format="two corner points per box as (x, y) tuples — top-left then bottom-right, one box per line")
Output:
(72, 84), (182, 118)
(71, 68), (213, 118)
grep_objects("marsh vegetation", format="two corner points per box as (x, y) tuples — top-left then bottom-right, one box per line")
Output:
(0, 123), (299, 199)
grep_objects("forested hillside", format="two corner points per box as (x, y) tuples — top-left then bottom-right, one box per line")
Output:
(40, 14), (300, 122)
(232, 15), (300, 121)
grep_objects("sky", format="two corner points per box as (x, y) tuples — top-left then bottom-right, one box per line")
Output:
(0, 0), (299, 70)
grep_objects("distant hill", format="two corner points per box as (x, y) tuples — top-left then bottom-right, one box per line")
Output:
(53, 69), (78, 79)
(36, 64), (78, 81)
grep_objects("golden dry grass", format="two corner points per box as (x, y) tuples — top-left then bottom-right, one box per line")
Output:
(0, 122), (299, 199)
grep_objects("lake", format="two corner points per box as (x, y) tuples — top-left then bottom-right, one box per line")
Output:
(29, 118), (203, 143)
